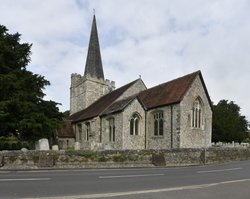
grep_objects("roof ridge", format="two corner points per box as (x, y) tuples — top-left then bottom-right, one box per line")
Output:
(146, 70), (200, 91)
(138, 70), (201, 110)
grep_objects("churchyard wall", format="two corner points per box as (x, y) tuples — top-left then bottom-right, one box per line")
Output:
(1, 147), (250, 169)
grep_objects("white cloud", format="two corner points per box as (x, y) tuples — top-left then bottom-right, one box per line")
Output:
(1, 0), (250, 120)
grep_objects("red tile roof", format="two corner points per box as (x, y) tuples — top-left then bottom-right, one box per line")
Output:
(57, 120), (74, 138)
(69, 79), (140, 123)
(68, 70), (212, 124)
(138, 70), (211, 109)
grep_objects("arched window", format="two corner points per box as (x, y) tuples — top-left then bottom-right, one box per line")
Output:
(85, 122), (90, 141)
(154, 112), (164, 136)
(192, 97), (203, 129)
(108, 118), (115, 142)
(130, 113), (140, 136)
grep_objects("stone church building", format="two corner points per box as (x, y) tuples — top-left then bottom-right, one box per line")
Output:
(58, 15), (212, 150)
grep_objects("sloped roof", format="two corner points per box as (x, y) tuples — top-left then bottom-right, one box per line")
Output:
(69, 79), (139, 123)
(138, 70), (211, 110)
(57, 120), (74, 138)
(101, 95), (137, 116)
(69, 71), (212, 123)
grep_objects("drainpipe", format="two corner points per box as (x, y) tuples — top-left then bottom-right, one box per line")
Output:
(171, 105), (173, 149)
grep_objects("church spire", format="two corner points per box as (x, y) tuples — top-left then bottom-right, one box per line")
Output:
(84, 14), (104, 79)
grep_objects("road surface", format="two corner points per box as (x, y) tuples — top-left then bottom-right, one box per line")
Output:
(0, 160), (250, 199)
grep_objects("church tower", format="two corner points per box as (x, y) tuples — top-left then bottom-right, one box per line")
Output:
(70, 15), (115, 115)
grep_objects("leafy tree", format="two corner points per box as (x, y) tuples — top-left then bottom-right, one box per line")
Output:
(212, 100), (248, 142)
(62, 110), (70, 118)
(0, 25), (63, 141)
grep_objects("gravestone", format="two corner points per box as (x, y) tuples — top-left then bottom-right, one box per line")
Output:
(52, 145), (59, 151)
(21, 148), (28, 152)
(74, 142), (80, 150)
(36, 138), (50, 150)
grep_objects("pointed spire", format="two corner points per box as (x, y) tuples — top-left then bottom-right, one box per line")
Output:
(84, 14), (104, 79)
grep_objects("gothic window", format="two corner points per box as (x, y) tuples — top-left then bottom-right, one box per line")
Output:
(154, 112), (164, 136)
(130, 113), (140, 135)
(108, 118), (115, 142)
(85, 122), (90, 141)
(192, 97), (203, 129)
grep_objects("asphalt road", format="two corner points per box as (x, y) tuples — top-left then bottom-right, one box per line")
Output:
(0, 160), (250, 199)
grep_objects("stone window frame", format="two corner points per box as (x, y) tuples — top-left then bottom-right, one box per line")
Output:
(129, 113), (141, 136)
(153, 111), (164, 136)
(191, 97), (204, 129)
(108, 117), (115, 142)
(84, 122), (90, 141)
(76, 123), (82, 142)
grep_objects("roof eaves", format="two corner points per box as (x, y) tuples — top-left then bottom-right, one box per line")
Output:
(146, 101), (180, 111)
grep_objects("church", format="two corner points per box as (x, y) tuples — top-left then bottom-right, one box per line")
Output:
(58, 15), (212, 150)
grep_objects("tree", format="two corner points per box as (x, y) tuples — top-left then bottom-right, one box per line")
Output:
(0, 25), (63, 141)
(212, 100), (248, 143)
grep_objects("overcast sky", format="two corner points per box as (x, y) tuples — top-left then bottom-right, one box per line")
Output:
(1, 0), (250, 120)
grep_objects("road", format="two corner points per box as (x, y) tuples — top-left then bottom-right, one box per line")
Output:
(0, 160), (250, 199)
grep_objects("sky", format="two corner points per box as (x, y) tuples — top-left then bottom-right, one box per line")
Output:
(1, 0), (250, 120)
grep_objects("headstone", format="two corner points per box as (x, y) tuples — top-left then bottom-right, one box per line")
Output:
(21, 148), (28, 152)
(52, 145), (59, 151)
(74, 142), (80, 150)
(38, 138), (50, 150)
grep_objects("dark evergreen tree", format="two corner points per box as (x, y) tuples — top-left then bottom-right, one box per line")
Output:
(212, 100), (248, 142)
(0, 25), (63, 141)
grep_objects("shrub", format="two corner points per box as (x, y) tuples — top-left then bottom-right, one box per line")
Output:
(242, 138), (250, 143)
(11, 143), (17, 150)
(113, 154), (128, 162)
(0, 137), (32, 150)
(98, 155), (109, 162)
(3, 143), (10, 150)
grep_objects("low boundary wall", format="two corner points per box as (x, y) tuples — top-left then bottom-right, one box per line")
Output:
(1, 147), (250, 169)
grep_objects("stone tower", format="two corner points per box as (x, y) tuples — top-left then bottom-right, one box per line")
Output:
(70, 15), (115, 115)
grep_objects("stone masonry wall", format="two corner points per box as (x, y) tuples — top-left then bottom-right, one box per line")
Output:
(70, 73), (115, 115)
(73, 117), (102, 150)
(146, 104), (180, 149)
(58, 138), (75, 149)
(1, 148), (250, 169)
(122, 98), (145, 150)
(101, 113), (123, 150)
(180, 75), (212, 148)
